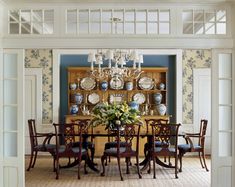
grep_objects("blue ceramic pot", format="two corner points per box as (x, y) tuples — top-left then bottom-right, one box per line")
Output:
(159, 83), (165, 90)
(156, 104), (166, 116)
(153, 93), (162, 104)
(74, 93), (83, 104)
(129, 101), (139, 110)
(70, 105), (79, 114)
(125, 81), (133, 90)
(101, 81), (108, 91)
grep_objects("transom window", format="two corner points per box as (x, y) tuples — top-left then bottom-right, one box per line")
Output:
(182, 9), (226, 35)
(66, 9), (170, 35)
(9, 9), (54, 34)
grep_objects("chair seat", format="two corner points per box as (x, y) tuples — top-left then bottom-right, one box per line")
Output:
(105, 141), (127, 149)
(154, 147), (176, 153)
(73, 141), (94, 148)
(104, 147), (136, 156)
(35, 144), (56, 151)
(178, 144), (202, 151)
(57, 145), (87, 154)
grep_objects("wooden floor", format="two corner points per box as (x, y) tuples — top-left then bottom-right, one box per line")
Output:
(25, 155), (211, 187)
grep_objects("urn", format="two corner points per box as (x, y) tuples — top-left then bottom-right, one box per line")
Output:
(70, 105), (79, 114)
(159, 83), (165, 90)
(156, 104), (166, 116)
(101, 81), (108, 91)
(125, 81), (133, 91)
(153, 93), (162, 104)
(69, 83), (77, 90)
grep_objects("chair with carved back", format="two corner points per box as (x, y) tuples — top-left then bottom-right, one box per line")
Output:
(71, 119), (95, 163)
(143, 119), (170, 172)
(150, 122), (181, 179)
(101, 123), (142, 181)
(178, 119), (209, 172)
(27, 119), (55, 171)
(53, 123), (88, 179)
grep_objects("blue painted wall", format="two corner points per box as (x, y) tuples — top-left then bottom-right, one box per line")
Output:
(60, 54), (176, 122)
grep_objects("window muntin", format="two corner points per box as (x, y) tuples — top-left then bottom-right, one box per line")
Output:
(9, 9), (54, 34)
(66, 8), (170, 35)
(182, 9), (226, 35)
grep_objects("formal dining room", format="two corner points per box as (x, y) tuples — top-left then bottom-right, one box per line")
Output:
(0, 0), (234, 187)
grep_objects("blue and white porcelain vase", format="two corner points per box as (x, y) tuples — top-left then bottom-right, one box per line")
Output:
(129, 101), (139, 110)
(69, 83), (77, 90)
(153, 93), (162, 104)
(101, 81), (108, 91)
(70, 104), (79, 115)
(74, 93), (83, 104)
(159, 83), (165, 90)
(156, 104), (166, 116)
(125, 81), (133, 90)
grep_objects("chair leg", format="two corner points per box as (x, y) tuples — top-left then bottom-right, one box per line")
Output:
(126, 157), (130, 174)
(100, 155), (106, 176)
(27, 150), (35, 171)
(175, 154), (178, 179)
(117, 157), (123, 181)
(178, 152), (183, 172)
(153, 156), (156, 179)
(90, 146), (95, 163)
(84, 153), (88, 174)
(198, 152), (205, 168)
(136, 155), (142, 179)
(168, 156), (172, 166)
(55, 157), (59, 179)
(202, 151), (209, 172)
(148, 154), (151, 174)
(77, 157), (81, 180)
(32, 151), (38, 168)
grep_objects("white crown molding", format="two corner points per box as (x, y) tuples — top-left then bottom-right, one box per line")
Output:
(2, 37), (233, 49)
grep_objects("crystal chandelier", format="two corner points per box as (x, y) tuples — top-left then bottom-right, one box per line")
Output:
(87, 49), (144, 79)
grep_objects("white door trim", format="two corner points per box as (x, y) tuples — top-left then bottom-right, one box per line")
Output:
(52, 49), (182, 123)
(25, 68), (42, 126)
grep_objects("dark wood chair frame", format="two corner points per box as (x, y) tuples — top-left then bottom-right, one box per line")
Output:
(178, 119), (209, 172)
(150, 123), (181, 179)
(53, 122), (88, 179)
(27, 119), (55, 171)
(101, 124), (142, 181)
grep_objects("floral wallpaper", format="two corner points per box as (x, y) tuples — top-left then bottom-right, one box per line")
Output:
(182, 49), (212, 124)
(25, 49), (53, 124)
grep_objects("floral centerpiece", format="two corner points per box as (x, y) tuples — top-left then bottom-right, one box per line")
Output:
(90, 102), (141, 130)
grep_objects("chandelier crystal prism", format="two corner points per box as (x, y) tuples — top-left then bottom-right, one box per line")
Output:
(87, 49), (144, 79)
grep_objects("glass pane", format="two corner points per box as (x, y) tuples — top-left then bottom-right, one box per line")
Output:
(67, 22), (77, 34)
(205, 12), (215, 22)
(9, 10), (19, 22)
(102, 23), (111, 33)
(10, 23), (19, 34)
(194, 10), (203, 22)
(21, 22), (31, 34)
(136, 10), (146, 22)
(148, 10), (158, 22)
(4, 80), (17, 105)
(159, 10), (169, 21)
(79, 23), (88, 34)
(205, 23), (215, 34)
(194, 23), (204, 34)
(182, 10), (192, 22)
(32, 22), (42, 34)
(3, 54), (17, 78)
(44, 10), (54, 22)
(79, 10), (89, 22)
(125, 23), (134, 34)
(90, 23), (100, 33)
(112, 22), (123, 34)
(125, 10), (134, 21)
(90, 10), (100, 22)
(219, 106), (232, 131)
(216, 23), (226, 34)
(148, 22), (158, 34)
(20, 10), (31, 22)
(219, 80), (231, 105)
(136, 23), (146, 34)
(43, 22), (53, 34)
(102, 10), (112, 22)
(219, 54), (232, 78)
(219, 132), (232, 157)
(32, 10), (42, 22)
(217, 10), (226, 21)
(4, 132), (17, 157)
(113, 10), (124, 22)
(67, 10), (77, 22)
(4, 106), (17, 131)
(183, 22), (193, 34)
(159, 22), (169, 34)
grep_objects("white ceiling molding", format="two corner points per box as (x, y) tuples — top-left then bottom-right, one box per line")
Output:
(2, 37), (233, 49)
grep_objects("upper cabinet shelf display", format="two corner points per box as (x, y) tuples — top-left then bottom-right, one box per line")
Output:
(67, 67), (168, 117)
